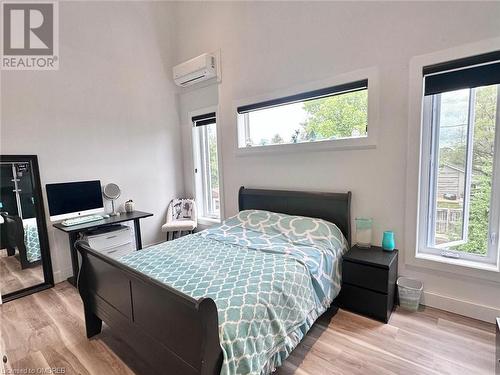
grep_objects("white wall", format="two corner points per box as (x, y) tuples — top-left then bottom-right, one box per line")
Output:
(0, 2), (183, 283)
(172, 2), (500, 321)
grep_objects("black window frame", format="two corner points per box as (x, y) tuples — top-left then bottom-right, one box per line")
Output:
(192, 112), (216, 127)
(423, 50), (500, 96)
(237, 79), (368, 114)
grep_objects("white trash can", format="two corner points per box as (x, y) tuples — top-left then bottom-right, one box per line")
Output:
(397, 277), (423, 312)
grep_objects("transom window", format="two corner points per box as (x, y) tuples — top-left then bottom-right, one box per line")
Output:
(237, 80), (368, 148)
(418, 52), (500, 267)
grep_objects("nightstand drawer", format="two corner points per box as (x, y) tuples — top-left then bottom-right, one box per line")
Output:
(338, 283), (390, 322)
(343, 260), (389, 294)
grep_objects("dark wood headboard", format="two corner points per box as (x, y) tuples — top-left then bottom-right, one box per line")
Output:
(238, 186), (351, 246)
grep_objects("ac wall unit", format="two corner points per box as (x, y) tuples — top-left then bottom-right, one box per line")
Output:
(173, 53), (217, 87)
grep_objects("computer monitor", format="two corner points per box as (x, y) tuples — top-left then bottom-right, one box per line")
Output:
(46, 180), (104, 221)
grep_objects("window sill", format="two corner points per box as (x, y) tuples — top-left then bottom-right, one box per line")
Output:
(415, 252), (500, 273)
(235, 136), (376, 156)
(198, 217), (220, 226)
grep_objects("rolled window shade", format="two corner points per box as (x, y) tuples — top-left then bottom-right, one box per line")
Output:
(423, 51), (500, 96)
(192, 112), (216, 126)
(237, 79), (368, 114)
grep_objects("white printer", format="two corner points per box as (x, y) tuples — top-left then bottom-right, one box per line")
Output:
(83, 225), (135, 259)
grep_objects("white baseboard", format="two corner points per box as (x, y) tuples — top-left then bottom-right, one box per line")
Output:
(422, 290), (500, 324)
(53, 268), (72, 284)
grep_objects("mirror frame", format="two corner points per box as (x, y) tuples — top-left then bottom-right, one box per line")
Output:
(0, 155), (54, 302)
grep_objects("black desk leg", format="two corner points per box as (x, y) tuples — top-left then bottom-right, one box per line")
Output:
(134, 219), (143, 250)
(67, 232), (79, 287)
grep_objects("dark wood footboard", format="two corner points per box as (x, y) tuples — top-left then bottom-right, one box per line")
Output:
(75, 240), (223, 375)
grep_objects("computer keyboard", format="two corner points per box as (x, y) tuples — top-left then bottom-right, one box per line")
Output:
(61, 214), (104, 227)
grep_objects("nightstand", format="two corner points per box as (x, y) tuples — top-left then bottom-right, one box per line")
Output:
(336, 245), (398, 323)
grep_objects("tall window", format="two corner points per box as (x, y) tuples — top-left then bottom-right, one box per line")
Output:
(419, 52), (500, 266)
(237, 80), (368, 148)
(192, 112), (220, 221)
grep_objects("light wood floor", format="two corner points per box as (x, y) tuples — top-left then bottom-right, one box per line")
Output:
(0, 282), (496, 375)
(0, 250), (44, 295)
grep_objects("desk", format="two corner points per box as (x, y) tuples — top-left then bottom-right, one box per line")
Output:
(53, 211), (153, 286)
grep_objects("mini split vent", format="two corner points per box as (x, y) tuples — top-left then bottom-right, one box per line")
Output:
(173, 53), (218, 87)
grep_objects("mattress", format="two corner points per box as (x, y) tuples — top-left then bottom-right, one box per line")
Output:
(118, 209), (348, 375)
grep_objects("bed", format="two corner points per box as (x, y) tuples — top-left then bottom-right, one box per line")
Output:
(75, 187), (351, 375)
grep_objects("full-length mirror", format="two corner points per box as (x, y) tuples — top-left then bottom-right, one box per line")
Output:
(0, 155), (53, 302)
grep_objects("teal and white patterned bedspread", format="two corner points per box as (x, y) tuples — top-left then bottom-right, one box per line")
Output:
(119, 210), (348, 375)
(24, 218), (41, 263)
